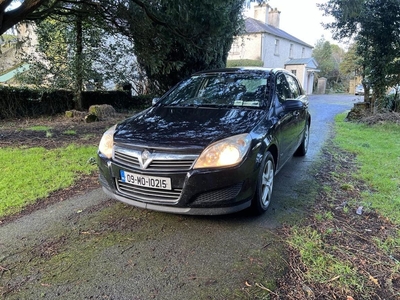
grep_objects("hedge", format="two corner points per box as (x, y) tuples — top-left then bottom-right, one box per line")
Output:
(226, 59), (264, 68)
(0, 86), (154, 119)
(0, 87), (74, 119)
(82, 91), (152, 110)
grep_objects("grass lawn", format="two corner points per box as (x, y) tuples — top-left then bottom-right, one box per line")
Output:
(0, 145), (97, 217)
(284, 113), (400, 298)
(334, 114), (400, 223)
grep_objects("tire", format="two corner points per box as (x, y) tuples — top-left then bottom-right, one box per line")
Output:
(251, 151), (275, 215)
(294, 121), (310, 156)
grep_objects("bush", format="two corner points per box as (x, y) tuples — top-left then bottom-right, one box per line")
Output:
(88, 104), (116, 120)
(0, 86), (74, 119)
(226, 59), (264, 68)
(82, 91), (153, 111)
(382, 93), (400, 112)
(0, 86), (155, 119)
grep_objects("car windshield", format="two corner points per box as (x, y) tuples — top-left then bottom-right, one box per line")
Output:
(160, 72), (269, 108)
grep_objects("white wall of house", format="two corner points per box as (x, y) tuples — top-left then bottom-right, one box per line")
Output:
(228, 32), (312, 68)
(229, 34), (262, 60)
(284, 64), (318, 95)
(260, 34), (312, 68)
(285, 65), (305, 85)
(228, 3), (317, 93)
(228, 3), (313, 67)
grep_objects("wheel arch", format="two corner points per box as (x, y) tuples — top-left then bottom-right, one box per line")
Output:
(266, 144), (278, 170)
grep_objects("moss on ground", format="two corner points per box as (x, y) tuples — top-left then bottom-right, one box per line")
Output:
(1, 162), (320, 300)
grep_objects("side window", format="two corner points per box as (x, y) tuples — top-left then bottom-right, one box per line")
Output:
(285, 74), (302, 99)
(276, 74), (292, 102)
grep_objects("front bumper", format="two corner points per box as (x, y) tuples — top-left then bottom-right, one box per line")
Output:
(97, 149), (260, 215)
(101, 186), (251, 215)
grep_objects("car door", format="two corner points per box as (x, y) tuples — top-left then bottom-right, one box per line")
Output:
(284, 73), (308, 150)
(273, 72), (298, 166)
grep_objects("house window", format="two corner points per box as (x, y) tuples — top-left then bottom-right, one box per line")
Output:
(291, 70), (297, 76)
(301, 47), (305, 58)
(274, 39), (280, 56)
(289, 44), (293, 58)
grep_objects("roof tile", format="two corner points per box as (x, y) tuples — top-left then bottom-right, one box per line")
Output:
(245, 18), (313, 48)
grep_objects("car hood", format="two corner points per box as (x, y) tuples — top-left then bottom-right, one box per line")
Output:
(114, 106), (265, 150)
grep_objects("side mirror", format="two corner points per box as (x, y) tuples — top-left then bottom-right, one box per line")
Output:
(282, 100), (305, 111)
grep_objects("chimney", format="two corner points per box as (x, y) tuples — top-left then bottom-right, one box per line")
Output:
(253, 3), (270, 24)
(268, 8), (281, 28)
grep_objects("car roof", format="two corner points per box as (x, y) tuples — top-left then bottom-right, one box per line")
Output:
(192, 67), (273, 76)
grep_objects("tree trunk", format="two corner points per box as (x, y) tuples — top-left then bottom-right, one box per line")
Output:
(0, 0), (47, 35)
(74, 15), (83, 110)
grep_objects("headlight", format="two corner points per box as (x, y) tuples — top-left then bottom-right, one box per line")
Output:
(194, 133), (251, 169)
(98, 125), (116, 159)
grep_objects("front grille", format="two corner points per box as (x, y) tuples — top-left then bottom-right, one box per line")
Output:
(116, 180), (182, 204)
(114, 146), (198, 172)
(113, 146), (197, 204)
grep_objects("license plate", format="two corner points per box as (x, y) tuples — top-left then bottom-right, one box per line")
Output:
(120, 170), (172, 190)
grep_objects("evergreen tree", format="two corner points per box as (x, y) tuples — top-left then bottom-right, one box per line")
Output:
(106, 0), (246, 93)
(312, 37), (345, 90)
(319, 0), (400, 111)
(9, 0), (250, 99)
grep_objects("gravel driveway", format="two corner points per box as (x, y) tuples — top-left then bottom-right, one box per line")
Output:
(0, 94), (357, 299)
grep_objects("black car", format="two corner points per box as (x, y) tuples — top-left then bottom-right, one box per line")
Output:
(97, 67), (311, 215)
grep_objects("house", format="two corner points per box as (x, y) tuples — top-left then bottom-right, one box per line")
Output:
(228, 4), (319, 94)
(285, 57), (319, 96)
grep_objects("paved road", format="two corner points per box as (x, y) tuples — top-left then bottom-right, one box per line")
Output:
(272, 93), (361, 212)
(0, 94), (359, 299)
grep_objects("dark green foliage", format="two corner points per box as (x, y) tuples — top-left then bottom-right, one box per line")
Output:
(122, 0), (245, 93)
(319, 0), (400, 112)
(356, 0), (400, 107)
(130, 95), (154, 109)
(383, 92), (400, 112)
(6, 0), (247, 99)
(226, 59), (264, 67)
(82, 91), (153, 110)
(318, 0), (365, 40)
(312, 38), (345, 90)
(5, 0), (247, 103)
(21, 8), (106, 110)
(339, 44), (363, 77)
(313, 39), (333, 77)
(0, 87), (74, 119)
(0, 87), (153, 119)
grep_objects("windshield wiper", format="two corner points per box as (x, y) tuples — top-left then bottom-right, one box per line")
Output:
(197, 103), (235, 109)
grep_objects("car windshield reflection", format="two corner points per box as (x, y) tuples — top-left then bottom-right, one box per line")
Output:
(161, 73), (268, 108)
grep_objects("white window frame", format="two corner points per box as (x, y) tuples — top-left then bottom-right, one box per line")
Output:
(274, 39), (280, 56)
(289, 44), (293, 58)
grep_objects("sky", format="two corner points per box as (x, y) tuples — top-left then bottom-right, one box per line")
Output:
(255, 0), (343, 48)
